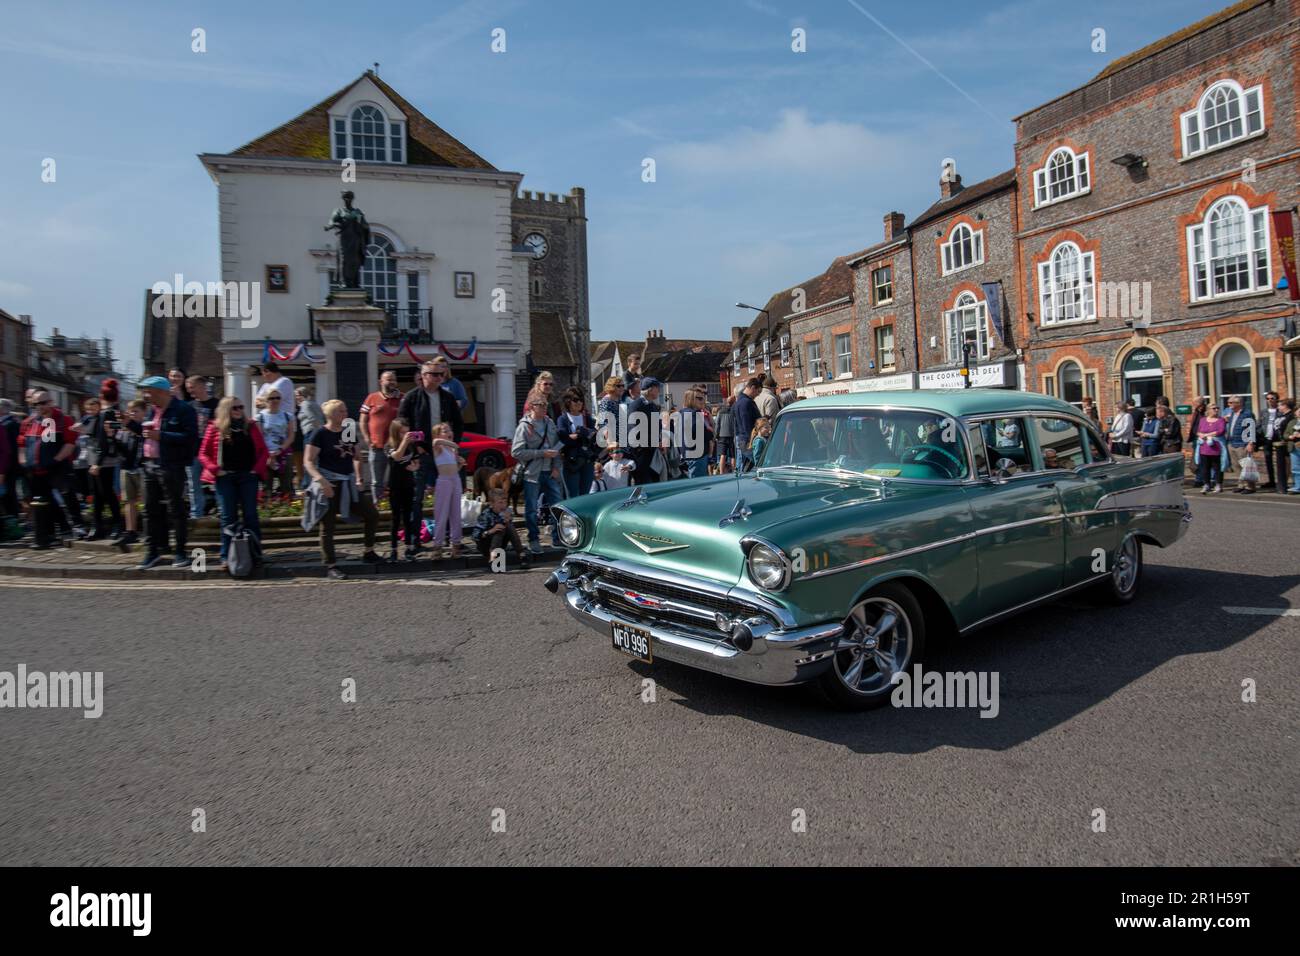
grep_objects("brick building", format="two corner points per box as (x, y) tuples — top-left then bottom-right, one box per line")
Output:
(1014, 0), (1300, 419)
(844, 212), (916, 394)
(0, 309), (32, 403)
(726, 250), (867, 397)
(910, 166), (1022, 391)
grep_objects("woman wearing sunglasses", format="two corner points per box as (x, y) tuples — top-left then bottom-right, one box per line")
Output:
(199, 396), (268, 565)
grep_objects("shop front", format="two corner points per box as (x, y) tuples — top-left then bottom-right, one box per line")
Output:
(917, 359), (1017, 390)
(798, 371), (917, 398)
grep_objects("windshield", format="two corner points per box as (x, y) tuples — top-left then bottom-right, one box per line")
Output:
(759, 407), (970, 481)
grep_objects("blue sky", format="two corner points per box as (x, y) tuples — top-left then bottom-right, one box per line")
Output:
(0, 0), (1233, 373)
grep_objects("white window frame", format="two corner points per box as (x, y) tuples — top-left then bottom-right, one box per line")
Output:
(1181, 80), (1264, 159)
(834, 332), (852, 378)
(1037, 241), (1097, 326)
(1186, 196), (1272, 302)
(779, 333), (790, 367)
(331, 103), (406, 164)
(806, 340), (823, 382)
(1033, 147), (1091, 207)
(875, 325), (895, 372)
(943, 292), (990, 364)
(941, 223), (984, 276)
(732, 348), (740, 379)
(872, 264), (893, 304)
(762, 337), (770, 368)
(746, 344), (755, 373)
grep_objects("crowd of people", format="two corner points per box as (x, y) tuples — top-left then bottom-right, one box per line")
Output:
(3, 352), (1294, 577)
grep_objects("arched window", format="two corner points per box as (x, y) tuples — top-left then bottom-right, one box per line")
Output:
(330, 103), (405, 164)
(1214, 343), (1252, 410)
(1034, 147), (1090, 206)
(1181, 80), (1263, 157)
(360, 234), (399, 314)
(943, 291), (989, 363)
(1187, 197), (1270, 301)
(941, 223), (983, 275)
(1059, 361), (1083, 406)
(1037, 241), (1096, 325)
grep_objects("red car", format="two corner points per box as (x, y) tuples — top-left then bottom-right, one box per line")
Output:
(459, 431), (515, 472)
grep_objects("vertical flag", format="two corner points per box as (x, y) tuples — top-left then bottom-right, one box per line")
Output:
(981, 281), (1004, 339)
(1273, 210), (1299, 300)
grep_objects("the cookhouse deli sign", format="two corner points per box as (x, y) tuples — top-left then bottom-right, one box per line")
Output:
(918, 360), (1017, 389)
(800, 372), (916, 397)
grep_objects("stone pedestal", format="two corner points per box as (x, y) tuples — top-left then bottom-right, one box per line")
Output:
(309, 289), (388, 417)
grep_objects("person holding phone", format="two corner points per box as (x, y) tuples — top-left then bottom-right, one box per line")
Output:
(87, 379), (124, 540)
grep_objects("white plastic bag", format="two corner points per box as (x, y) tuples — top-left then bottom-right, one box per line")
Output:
(1239, 455), (1260, 484)
(461, 495), (483, 525)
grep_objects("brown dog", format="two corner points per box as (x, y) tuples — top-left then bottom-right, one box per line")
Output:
(474, 464), (522, 513)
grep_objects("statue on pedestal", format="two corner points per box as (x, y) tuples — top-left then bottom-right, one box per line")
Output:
(324, 190), (371, 289)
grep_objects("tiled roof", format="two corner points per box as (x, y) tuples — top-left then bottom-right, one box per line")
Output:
(529, 312), (576, 368)
(644, 349), (732, 384)
(231, 71), (494, 169)
(1090, 0), (1266, 81)
(908, 169), (1016, 229)
(732, 247), (868, 352)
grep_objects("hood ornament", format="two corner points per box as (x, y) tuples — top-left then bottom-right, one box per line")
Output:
(719, 498), (752, 528)
(623, 532), (689, 555)
(618, 485), (647, 510)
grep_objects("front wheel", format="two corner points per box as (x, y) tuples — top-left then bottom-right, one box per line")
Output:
(476, 451), (505, 472)
(1095, 535), (1142, 605)
(814, 582), (926, 711)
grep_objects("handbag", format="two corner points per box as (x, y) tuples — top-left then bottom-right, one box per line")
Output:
(226, 524), (261, 579)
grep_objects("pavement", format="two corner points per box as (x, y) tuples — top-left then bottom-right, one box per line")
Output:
(0, 493), (1295, 866)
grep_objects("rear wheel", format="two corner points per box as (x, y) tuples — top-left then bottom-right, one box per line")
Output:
(814, 583), (926, 711)
(1095, 535), (1142, 605)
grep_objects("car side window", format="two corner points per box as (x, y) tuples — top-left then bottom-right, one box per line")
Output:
(967, 424), (990, 478)
(1084, 428), (1111, 464)
(982, 417), (1029, 476)
(1031, 417), (1085, 470)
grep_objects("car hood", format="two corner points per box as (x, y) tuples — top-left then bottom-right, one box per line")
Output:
(583, 471), (906, 586)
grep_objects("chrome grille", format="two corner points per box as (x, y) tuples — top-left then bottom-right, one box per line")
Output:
(565, 559), (775, 632)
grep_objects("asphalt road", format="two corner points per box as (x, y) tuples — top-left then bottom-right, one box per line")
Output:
(0, 494), (1296, 866)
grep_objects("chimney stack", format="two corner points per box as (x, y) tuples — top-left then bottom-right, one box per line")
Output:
(883, 211), (906, 241)
(939, 158), (963, 199)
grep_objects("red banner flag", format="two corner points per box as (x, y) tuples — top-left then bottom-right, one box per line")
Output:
(1273, 210), (1299, 301)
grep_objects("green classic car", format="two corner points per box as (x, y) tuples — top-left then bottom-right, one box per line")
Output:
(544, 390), (1190, 709)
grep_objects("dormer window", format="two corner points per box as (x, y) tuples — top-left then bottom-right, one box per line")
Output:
(332, 104), (405, 164)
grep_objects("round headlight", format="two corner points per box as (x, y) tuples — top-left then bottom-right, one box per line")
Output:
(747, 543), (788, 590)
(557, 511), (582, 547)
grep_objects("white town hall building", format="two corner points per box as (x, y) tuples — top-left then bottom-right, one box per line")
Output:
(199, 70), (589, 436)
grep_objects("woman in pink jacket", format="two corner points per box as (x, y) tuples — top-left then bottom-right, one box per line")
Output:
(199, 396), (268, 564)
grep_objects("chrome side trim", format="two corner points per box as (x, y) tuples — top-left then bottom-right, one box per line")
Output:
(798, 530), (980, 581)
(958, 574), (1107, 634)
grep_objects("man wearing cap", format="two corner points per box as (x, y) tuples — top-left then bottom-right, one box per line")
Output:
(135, 375), (198, 570)
(628, 377), (666, 484)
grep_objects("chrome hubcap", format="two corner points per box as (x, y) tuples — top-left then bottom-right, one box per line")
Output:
(833, 597), (912, 695)
(1113, 537), (1139, 594)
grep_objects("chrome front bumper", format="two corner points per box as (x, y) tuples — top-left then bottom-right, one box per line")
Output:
(546, 559), (843, 686)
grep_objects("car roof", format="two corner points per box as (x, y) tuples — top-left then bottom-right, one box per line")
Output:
(785, 388), (1082, 418)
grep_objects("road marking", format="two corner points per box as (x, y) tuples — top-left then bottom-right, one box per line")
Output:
(1222, 606), (1300, 617)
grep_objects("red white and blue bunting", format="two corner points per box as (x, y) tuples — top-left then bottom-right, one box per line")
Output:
(378, 338), (479, 364)
(262, 342), (325, 364)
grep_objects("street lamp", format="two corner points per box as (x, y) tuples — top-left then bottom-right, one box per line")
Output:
(735, 302), (772, 351)
(961, 334), (976, 389)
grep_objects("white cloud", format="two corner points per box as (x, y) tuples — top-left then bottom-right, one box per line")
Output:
(658, 108), (905, 180)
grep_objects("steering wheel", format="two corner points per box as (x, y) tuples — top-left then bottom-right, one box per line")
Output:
(899, 443), (964, 478)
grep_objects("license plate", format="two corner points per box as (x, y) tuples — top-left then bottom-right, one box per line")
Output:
(611, 620), (653, 662)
